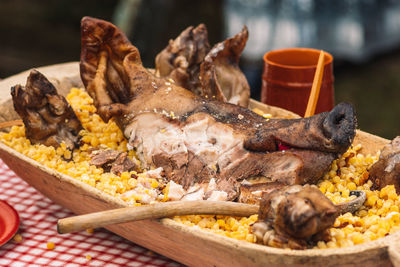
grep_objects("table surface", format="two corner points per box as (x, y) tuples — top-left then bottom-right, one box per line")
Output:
(0, 159), (182, 267)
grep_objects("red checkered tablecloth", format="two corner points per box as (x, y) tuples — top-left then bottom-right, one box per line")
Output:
(0, 159), (183, 267)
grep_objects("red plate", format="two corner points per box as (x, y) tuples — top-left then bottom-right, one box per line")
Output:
(0, 200), (20, 246)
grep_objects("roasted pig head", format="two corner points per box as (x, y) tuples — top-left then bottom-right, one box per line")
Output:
(369, 136), (400, 193)
(251, 185), (338, 249)
(80, 17), (356, 200)
(155, 24), (250, 107)
(11, 70), (83, 150)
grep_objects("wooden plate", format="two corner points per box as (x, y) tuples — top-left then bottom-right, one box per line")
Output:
(0, 62), (398, 267)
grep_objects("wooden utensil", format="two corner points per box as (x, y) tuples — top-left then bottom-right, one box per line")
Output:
(304, 50), (325, 117)
(57, 200), (258, 234)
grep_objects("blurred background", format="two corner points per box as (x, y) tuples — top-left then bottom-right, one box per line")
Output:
(0, 0), (399, 139)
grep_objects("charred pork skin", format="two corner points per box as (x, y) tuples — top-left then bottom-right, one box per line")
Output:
(155, 24), (210, 96)
(11, 70), (83, 150)
(80, 17), (356, 200)
(199, 26), (250, 107)
(369, 136), (400, 193)
(155, 24), (250, 107)
(251, 185), (338, 249)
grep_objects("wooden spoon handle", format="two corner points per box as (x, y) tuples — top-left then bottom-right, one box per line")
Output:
(304, 50), (325, 117)
(57, 200), (258, 234)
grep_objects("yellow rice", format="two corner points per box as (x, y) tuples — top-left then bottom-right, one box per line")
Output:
(1, 87), (399, 249)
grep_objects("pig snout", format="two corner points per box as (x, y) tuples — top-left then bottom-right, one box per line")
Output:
(322, 102), (357, 153)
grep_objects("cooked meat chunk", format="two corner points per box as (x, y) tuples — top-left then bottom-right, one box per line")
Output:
(238, 182), (285, 205)
(11, 70), (82, 150)
(200, 26), (250, 107)
(80, 17), (356, 198)
(155, 24), (210, 95)
(90, 149), (137, 175)
(251, 185), (338, 249)
(155, 24), (250, 107)
(210, 177), (239, 201)
(90, 149), (120, 166)
(369, 136), (400, 193)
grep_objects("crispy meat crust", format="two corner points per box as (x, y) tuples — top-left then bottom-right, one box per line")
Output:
(155, 24), (250, 107)
(200, 26), (250, 107)
(369, 136), (400, 193)
(11, 70), (82, 150)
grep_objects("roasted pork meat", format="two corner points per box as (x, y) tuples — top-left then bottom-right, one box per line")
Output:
(90, 149), (138, 175)
(238, 182), (286, 205)
(11, 70), (82, 150)
(199, 26), (250, 107)
(369, 136), (400, 193)
(80, 17), (356, 200)
(251, 185), (338, 249)
(155, 24), (210, 96)
(155, 24), (250, 107)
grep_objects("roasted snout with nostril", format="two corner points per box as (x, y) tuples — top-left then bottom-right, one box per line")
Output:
(257, 102), (357, 154)
(322, 102), (358, 152)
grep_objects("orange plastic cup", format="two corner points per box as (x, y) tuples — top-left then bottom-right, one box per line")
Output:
(261, 48), (334, 117)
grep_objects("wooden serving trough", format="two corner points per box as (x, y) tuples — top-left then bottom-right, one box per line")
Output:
(0, 62), (399, 267)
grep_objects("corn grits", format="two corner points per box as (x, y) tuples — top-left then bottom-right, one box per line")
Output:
(1, 88), (399, 249)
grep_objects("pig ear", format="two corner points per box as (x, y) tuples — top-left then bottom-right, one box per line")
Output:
(200, 26), (250, 107)
(80, 16), (142, 113)
(155, 24), (210, 92)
